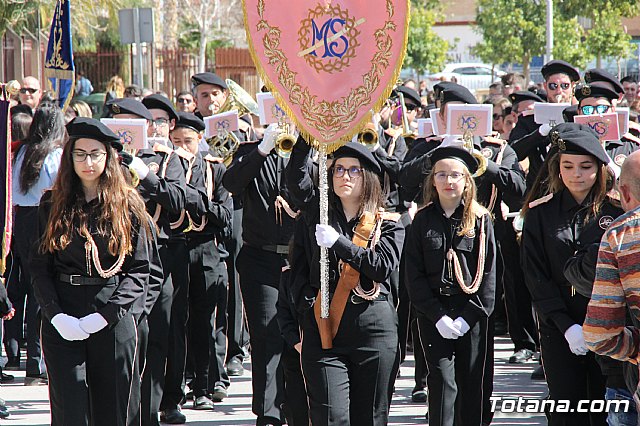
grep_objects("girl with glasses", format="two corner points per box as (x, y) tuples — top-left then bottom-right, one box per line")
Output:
(285, 141), (404, 425)
(30, 117), (154, 426)
(404, 145), (496, 426)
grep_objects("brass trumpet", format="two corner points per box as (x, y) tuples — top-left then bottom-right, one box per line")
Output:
(275, 126), (297, 159)
(397, 91), (416, 148)
(462, 130), (487, 177)
(357, 123), (379, 150)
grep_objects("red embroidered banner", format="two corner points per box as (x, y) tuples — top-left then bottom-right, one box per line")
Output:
(243, 0), (410, 150)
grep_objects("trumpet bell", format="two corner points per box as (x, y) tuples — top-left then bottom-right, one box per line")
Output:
(207, 131), (241, 167)
(358, 123), (379, 150)
(275, 133), (297, 159)
(471, 151), (488, 177)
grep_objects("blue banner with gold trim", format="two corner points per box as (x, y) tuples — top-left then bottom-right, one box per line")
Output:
(44, 0), (75, 111)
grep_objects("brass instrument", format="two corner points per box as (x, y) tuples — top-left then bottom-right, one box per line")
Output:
(275, 120), (297, 159)
(397, 92), (416, 147)
(462, 130), (487, 177)
(207, 79), (259, 166)
(357, 122), (379, 150)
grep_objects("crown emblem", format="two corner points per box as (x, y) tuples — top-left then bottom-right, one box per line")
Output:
(582, 85), (592, 97)
(112, 104), (121, 114)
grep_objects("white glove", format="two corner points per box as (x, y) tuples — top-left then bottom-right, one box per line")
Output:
(539, 123), (552, 137)
(439, 135), (464, 148)
(258, 123), (278, 156)
(564, 324), (588, 356)
(78, 312), (108, 334)
(452, 317), (470, 335)
(315, 224), (340, 248)
(130, 156), (150, 180)
(435, 315), (464, 339)
(51, 313), (90, 341)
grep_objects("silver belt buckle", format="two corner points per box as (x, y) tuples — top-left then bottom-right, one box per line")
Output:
(350, 294), (365, 304)
(68, 275), (82, 285)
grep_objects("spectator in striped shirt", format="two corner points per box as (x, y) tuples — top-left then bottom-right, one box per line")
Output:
(584, 150), (640, 420)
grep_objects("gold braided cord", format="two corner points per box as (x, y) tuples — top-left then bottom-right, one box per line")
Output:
(85, 233), (125, 279)
(449, 215), (487, 295)
(241, 0), (410, 152)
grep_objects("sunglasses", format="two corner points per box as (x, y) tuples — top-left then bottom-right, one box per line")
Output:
(547, 82), (571, 90)
(580, 104), (610, 115)
(19, 88), (38, 94)
(177, 97), (192, 104)
(333, 165), (363, 178)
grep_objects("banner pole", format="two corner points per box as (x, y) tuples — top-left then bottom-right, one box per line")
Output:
(318, 144), (330, 318)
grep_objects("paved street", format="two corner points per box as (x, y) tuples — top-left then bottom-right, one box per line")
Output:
(1, 336), (547, 425)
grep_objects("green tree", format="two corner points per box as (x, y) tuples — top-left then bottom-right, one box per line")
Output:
(586, 4), (636, 68)
(404, 6), (449, 78)
(552, 15), (590, 69)
(473, 0), (546, 82)
(0, 1), (37, 38)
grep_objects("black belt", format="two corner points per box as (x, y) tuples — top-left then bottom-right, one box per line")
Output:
(58, 274), (119, 286)
(439, 286), (463, 296)
(350, 293), (388, 304)
(245, 242), (289, 255)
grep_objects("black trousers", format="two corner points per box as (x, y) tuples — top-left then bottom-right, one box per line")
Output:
(4, 206), (45, 375)
(225, 207), (248, 365)
(129, 315), (148, 424)
(417, 315), (490, 426)
(502, 223), (538, 351)
(281, 345), (310, 426)
(237, 245), (286, 424)
(187, 238), (229, 396)
(42, 283), (138, 426)
(160, 240), (190, 410)
(539, 325), (607, 426)
(409, 314), (427, 392)
(302, 298), (400, 426)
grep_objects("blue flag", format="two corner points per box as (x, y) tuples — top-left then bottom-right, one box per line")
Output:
(44, 0), (75, 111)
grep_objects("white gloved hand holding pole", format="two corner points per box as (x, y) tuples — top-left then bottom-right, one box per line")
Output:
(315, 224), (340, 248)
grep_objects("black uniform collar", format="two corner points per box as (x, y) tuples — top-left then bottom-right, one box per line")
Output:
(560, 187), (594, 212)
(433, 198), (465, 220)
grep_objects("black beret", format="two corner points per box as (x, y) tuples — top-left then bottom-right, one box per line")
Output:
(433, 81), (457, 97)
(439, 83), (477, 105)
(106, 98), (153, 121)
(529, 87), (547, 100)
(142, 94), (179, 122)
(562, 105), (578, 122)
(392, 86), (422, 106)
(548, 122), (609, 164)
(66, 117), (123, 152)
(584, 68), (624, 95)
(174, 112), (205, 133)
(541, 60), (580, 82)
(331, 142), (381, 174)
(191, 72), (228, 90)
(575, 82), (619, 103)
(509, 90), (544, 105)
(429, 146), (478, 175)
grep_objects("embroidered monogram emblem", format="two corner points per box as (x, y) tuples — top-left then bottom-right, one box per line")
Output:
(614, 154), (626, 166)
(148, 162), (159, 173)
(599, 215), (614, 230)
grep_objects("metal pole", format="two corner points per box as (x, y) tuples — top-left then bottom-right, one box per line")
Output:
(545, 0), (553, 63)
(133, 8), (144, 87)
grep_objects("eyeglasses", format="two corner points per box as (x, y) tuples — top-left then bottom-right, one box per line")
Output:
(177, 97), (193, 104)
(580, 104), (610, 115)
(152, 117), (170, 126)
(492, 113), (503, 120)
(547, 82), (571, 90)
(19, 88), (38, 94)
(404, 103), (419, 112)
(333, 165), (363, 178)
(434, 171), (465, 183)
(72, 151), (107, 163)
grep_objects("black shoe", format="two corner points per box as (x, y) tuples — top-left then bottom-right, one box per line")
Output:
(0, 372), (14, 383)
(226, 358), (244, 377)
(193, 395), (214, 410)
(411, 389), (427, 403)
(211, 384), (228, 402)
(530, 365), (545, 380)
(4, 358), (20, 370)
(24, 372), (48, 386)
(509, 348), (534, 364)
(160, 408), (186, 424)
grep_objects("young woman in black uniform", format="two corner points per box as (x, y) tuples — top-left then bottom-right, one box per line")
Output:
(30, 117), (154, 426)
(286, 141), (404, 426)
(404, 145), (497, 426)
(521, 123), (621, 426)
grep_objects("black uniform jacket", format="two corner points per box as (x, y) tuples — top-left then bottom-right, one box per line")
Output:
(30, 191), (151, 326)
(398, 136), (525, 239)
(509, 113), (545, 190)
(285, 142), (404, 313)
(137, 143), (186, 243)
(223, 141), (304, 248)
(404, 201), (496, 326)
(374, 129), (408, 212)
(522, 189), (623, 334)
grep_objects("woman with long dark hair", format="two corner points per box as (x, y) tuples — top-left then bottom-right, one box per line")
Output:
(30, 117), (153, 425)
(521, 123), (620, 426)
(286, 140), (404, 425)
(5, 104), (65, 380)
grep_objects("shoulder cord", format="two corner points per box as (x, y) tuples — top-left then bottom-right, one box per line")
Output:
(169, 154), (194, 230)
(447, 215), (486, 294)
(83, 233), (125, 278)
(351, 212), (384, 300)
(188, 158), (213, 233)
(151, 152), (173, 223)
(485, 142), (507, 213)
